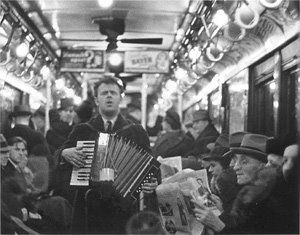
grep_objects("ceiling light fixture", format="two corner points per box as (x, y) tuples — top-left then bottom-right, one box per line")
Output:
(15, 42), (29, 58)
(97, 0), (114, 9)
(212, 9), (229, 27)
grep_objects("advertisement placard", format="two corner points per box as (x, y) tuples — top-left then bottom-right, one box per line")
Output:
(124, 51), (169, 73)
(60, 49), (105, 72)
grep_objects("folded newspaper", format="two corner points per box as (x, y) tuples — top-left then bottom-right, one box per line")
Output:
(157, 156), (182, 182)
(156, 169), (221, 235)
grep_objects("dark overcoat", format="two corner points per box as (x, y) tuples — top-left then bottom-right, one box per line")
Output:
(185, 123), (219, 158)
(5, 124), (51, 156)
(53, 113), (157, 234)
(152, 130), (194, 158)
(46, 121), (74, 154)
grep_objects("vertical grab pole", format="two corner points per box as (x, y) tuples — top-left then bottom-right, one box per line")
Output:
(141, 74), (148, 129)
(140, 74), (148, 211)
(177, 93), (183, 122)
(45, 74), (52, 135)
(82, 73), (88, 100)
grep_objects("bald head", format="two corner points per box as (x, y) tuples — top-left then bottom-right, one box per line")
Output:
(282, 144), (299, 180)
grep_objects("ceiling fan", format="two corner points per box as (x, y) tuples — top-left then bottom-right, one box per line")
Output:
(62, 17), (163, 52)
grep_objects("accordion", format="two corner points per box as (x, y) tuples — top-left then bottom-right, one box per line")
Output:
(70, 133), (160, 200)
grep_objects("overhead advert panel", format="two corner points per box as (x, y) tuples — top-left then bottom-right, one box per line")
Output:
(60, 49), (105, 72)
(124, 51), (169, 74)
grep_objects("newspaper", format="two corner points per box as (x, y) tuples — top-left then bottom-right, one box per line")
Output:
(156, 169), (221, 235)
(158, 156), (182, 171)
(158, 156), (183, 182)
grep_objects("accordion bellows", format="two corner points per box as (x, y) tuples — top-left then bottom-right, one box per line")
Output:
(70, 133), (160, 201)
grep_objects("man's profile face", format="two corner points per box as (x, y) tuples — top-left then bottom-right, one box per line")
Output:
(233, 154), (264, 185)
(208, 160), (223, 177)
(97, 83), (122, 117)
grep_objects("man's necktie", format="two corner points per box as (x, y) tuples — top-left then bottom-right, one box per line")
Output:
(106, 120), (112, 133)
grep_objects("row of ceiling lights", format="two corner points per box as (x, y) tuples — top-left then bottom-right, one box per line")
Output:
(156, 0), (286, 111)
(0, 1), (55, 89)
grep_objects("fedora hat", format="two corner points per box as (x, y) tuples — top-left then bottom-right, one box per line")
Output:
(10, 105), (32, 117)
(207, 133), (229, 150)
(230, 133), (270, 163)
(192, 109), (209, 122)
(0, 134), (9, 153)
(222, 131), (249, 158)
(203, 146), (230, 161)
(58, 98), (74, 110)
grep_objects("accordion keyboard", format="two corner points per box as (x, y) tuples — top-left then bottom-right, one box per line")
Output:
(70, 140), (96, 186)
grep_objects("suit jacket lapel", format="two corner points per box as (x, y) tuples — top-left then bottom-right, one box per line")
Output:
(112, 114), (128, 133)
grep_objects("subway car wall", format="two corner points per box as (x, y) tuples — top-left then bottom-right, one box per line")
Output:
(0, 0), (299, 142)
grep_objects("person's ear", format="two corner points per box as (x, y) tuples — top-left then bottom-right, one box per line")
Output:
(94, 96), (99, 106)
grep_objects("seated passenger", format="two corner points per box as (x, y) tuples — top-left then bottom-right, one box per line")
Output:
(6, 136), (72, 234)
(184, 109), (219, 159)
(202, 134), (239, 212)
(191, 134), (279, 234)
(152, 109), (194, 158)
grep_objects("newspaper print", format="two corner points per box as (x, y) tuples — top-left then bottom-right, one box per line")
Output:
(156, 169), (221, 235)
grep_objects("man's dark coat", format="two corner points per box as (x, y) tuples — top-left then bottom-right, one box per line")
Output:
(185, 123), (219, 158)
(53, 113), (156, 234)
(152, 130), (194, 158)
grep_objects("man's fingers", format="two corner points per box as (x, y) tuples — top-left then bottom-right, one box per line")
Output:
(191, 199), (206, 209)
(76, 145), (83, 150)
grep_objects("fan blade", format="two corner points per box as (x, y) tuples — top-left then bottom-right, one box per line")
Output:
(61, 38), (107, 42)
(119, 38), (163, 44)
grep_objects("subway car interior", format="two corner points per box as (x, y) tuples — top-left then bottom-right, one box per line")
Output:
(0, 0), (299, 234)
(0, 0), (299, 139)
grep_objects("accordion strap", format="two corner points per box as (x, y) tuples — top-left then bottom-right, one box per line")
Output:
(84, 121), (137, 136)
(115, 123), (136, 135)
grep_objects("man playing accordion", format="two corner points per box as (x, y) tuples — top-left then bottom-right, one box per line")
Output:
(54, 76), (159, 234)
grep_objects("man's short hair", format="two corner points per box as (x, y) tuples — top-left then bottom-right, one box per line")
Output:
(94, 76), (124, 96)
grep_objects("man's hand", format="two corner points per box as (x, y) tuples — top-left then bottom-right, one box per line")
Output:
(62, 146), (86, 168)
(208, 194), (223, 212)
(142, 177), (158, 194)
(191, 199), (225, 232)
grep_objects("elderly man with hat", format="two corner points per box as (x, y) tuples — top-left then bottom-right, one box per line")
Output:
(152, 109), (194, 158)
(184, 109), (219, 159)
(191, 133), (280, 234)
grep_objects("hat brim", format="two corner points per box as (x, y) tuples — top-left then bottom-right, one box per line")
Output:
(203, 156), (223, 161)
(0, 147), (10, 153)
(222, 150), (233, 159)
(230, 147), (267, 163)
(11, 111), (32, 117)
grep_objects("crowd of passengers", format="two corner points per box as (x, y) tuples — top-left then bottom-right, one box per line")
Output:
(1, 81), (299, 234)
